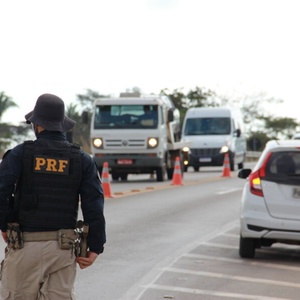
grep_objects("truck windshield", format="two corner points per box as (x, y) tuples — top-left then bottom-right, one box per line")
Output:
(94, 105), (158, 129)
(184, 117), (231, 135)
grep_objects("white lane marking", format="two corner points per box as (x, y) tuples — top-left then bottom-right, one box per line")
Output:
(149, 284), (292, 300)
(220, 232), (239, 238)
(202, 241), (238, 249)
(129, 221), (239, 300)
(165, 267), (300, 288)
(184, 253), (300, 272)
(216, 188), (242, 195)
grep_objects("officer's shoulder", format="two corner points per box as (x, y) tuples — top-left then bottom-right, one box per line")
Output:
(70, 142), (81, 149)
(2, 149), (11, 160)
(2, 142), (27, 159)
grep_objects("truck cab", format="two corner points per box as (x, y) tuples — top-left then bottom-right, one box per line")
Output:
(89, 94), (188, 181)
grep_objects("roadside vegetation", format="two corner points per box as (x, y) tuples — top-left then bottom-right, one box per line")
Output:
(0, 87), (298, 156)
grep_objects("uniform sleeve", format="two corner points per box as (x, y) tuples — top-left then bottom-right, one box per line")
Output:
(0, 145), (23, 231)
(79, 152), (106, 254)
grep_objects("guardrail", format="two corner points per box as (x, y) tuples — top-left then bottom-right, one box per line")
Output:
(246, 151), (261, 162)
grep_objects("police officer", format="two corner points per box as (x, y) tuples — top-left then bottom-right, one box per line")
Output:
(0, 93), (106, 300)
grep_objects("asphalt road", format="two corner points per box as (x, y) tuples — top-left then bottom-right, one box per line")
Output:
(2, 165), (300, 300)
(75, 165), (300, 300)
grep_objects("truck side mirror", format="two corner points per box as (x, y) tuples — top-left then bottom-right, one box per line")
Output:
(167, 109), (174, 122)
(82, 111), (89, 124)
(234, 128), (241, 137)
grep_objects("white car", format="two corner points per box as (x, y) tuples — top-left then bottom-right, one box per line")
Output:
(238, 140), (300, 258)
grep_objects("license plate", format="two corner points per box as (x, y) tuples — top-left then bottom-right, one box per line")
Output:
(199, 157), (212, 162)
(117, 159), (133, 165)
(293, 188), (300, 198)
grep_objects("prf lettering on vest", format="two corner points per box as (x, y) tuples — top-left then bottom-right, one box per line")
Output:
(33, 155), (70, 175)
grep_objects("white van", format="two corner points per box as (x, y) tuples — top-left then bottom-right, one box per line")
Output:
(181, 107), (247, 171)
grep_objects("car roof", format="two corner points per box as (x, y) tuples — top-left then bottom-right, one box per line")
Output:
(264, 140), (300, 151)
(253, 140), (300, 171)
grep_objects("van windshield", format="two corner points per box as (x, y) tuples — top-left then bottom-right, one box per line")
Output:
(184, 117), (231, 135)
(94, 105), (158, 129)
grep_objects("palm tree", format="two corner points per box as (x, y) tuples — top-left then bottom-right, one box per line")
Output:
(66, 103), (91, 152)
(0, 91), (19, 156)
(0, 91), (18, 121)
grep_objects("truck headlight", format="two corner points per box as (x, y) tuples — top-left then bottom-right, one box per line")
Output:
(93, 138), (103, 149)
(147, 137), (158, 148)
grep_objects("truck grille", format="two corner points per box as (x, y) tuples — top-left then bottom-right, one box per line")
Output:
(104, 138), (146, 148)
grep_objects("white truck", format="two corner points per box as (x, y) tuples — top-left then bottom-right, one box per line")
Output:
(88, 94), (190, 181)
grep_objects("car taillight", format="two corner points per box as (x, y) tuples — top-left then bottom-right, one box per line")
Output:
(249, 170), (263, 196)
(249, 152), (272, 197)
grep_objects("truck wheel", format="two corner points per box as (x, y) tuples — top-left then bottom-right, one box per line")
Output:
(120, 173), (128, 181)
(97, 167), (103, 176)
(239, 236), (256, 258)
(156, 166), (166, 182)
(111, 172), (119, 181)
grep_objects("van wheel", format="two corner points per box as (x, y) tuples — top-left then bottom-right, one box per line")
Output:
(238, 162), (244, 169)
(239, 236), (256, 258)
(230, 158), (235, 171)
(193, 166), (200, 172)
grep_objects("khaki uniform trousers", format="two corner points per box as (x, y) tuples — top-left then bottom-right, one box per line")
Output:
(0, 240), (76, 300)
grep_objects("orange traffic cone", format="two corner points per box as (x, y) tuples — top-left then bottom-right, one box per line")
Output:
(222, 153), (231, 177)
(101, 162), (114, 198)
(171, 156), (183, 185)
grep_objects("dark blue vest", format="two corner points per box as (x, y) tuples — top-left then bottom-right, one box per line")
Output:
(14, 139), (82, 231)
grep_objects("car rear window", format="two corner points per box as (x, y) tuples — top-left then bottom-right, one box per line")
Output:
(265, 151), (300, 184)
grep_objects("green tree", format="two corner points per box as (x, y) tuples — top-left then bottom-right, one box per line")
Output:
(67, 89), (110, 153)
(0, 92), (19, 156)
(260, 116), (298, 140)
(76, 89), (109, 114)
(66, 103), (90, 151)
(0, 91), (18, 120)
(160, 87), (215, 124)
(247, 131), (270, 151)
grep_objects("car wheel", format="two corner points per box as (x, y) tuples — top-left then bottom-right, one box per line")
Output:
(239, 236), (256, 258)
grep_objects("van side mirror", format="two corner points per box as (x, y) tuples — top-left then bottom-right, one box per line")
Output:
(82, 111), (89, 124)
(167, 109), (174, 122)
(234, 128), (241, 137)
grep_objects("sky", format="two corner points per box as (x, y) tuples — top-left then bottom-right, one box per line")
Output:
(1, 0), (300, 125)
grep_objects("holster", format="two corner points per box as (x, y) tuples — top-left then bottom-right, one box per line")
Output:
(7, 223), (24, 249)
(58, 229), (79, 250)
(74, 221), (89, 257)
